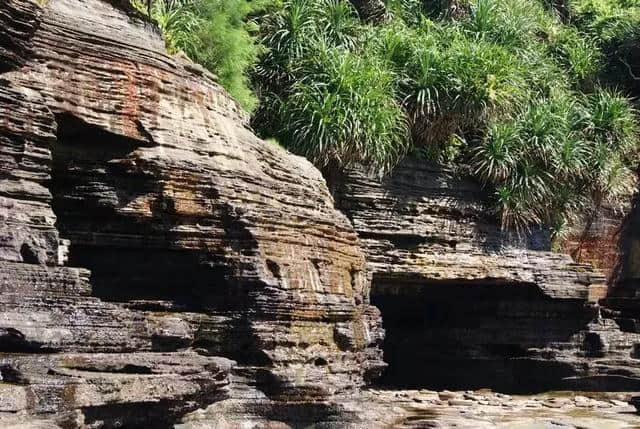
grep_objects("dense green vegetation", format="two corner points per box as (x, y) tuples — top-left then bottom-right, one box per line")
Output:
(132, 0), (268, 111)
(137, 0), (640, 235)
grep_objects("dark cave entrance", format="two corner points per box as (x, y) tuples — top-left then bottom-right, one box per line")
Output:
(371, 278), (592, 393)
(49, 113), (271, 366)
(48, 114), (240, 310)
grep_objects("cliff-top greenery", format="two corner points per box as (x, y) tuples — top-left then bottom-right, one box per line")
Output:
(132, 0), (640, 236)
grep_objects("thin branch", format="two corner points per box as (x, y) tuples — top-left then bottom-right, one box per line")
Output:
(621, 58), (640, 81)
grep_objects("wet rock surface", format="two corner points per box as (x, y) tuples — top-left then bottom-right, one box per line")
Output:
(349, 389), (640, 428)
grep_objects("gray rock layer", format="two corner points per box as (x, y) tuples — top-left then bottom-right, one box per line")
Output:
(334, 159), (640, 393)
(0, 0), (383, 427)
(2, 0), (640, 427)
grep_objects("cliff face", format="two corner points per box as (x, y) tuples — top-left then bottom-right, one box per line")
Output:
(553, 192), (640, 342)
(601, 198), (640, 338)
(0, 0), (383, 427)
(334, 159), (640, 393)
(2, 0), (640, 427)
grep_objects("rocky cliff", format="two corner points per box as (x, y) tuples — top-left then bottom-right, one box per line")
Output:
(551, 187), (640, 352)
(601, 198), (640, 344)
(2, 1), (640, 428)
(0, 0), (383, 427)
(334, 159), (640, 393)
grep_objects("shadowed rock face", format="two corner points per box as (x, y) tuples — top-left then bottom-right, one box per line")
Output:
(538, 185), (640, 345)
(601, 196), (640, 339)
(0, 0), (383, 427)
(334, 159), (640, 393)
(559, 199), (632, 284)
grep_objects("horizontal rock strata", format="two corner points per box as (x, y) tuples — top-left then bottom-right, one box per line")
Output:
(601, 197), (640, 339)
(2, 0), (640, 426)
(0, 0), (383, 427)
(334, 159), (640, 392)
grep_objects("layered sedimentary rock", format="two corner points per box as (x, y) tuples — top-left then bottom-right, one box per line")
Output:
(0, 0), (383, 427)
(334, 158), (640, 393)
(549, 189), (640, 344)
(0, 0), (41, 73)
(559, 201), (631, 283)
(601, 198), (640, 340)
(3, 0), (640, 426)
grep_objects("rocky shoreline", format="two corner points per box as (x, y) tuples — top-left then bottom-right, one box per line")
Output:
(342, 389), (640, 428)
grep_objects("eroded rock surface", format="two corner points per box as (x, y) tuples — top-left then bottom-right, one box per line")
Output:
(337, 389), (640, 429)
(334, 159), (640, 393)
(2, 0), (640, 427)
(599, 197), (640, 343)
(0, 0), (383, 426)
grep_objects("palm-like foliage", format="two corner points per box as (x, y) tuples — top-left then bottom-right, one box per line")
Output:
(548, 26), (602, 88)
(567, 0), (640, 90)
(317, 0), (360, 48)
(279, 47), (409, 170)
(253, 0), (408, 171)
(133, 0), (200, 53)
(588, 88), (638, 149)
(470, 89), (638, 232)
(133, 0), (639, 235)
(466, 0), (550, 47)
(471, 122), (519, 183)
(250, 0), (639, 233)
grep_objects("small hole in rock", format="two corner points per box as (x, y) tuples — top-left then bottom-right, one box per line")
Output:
(20, 243), (39, 264)
(583, 332), (605, 357)
(266, 259), (281, 279)
(314, 357), (328, 366)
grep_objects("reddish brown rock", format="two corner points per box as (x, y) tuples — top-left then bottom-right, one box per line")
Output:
(559, 203), (630, 283)
(3, 0), (640, 427)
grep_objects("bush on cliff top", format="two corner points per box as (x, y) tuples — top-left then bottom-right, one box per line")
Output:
(138, 0), (640, 236)
(251, 0), (639, 234)
(562, 0), (640, 91)
(132, 0), (268, 112)
(252, 0), (409, 172)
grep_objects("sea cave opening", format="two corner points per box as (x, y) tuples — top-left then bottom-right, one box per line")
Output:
(370, 277), (592, 393)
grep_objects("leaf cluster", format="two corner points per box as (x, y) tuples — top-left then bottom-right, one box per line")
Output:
(131, 0), (271, 111)
(252, 0), (639, 235)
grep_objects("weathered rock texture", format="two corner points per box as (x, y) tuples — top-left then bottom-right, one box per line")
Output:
(0, 0), (383, 427)
(552, 192), (640, 349)
(601, 196), (640, 342)
(334, 159), (640, 393)
(3, 0), (640, 427)
(559, 202), (631, 283)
